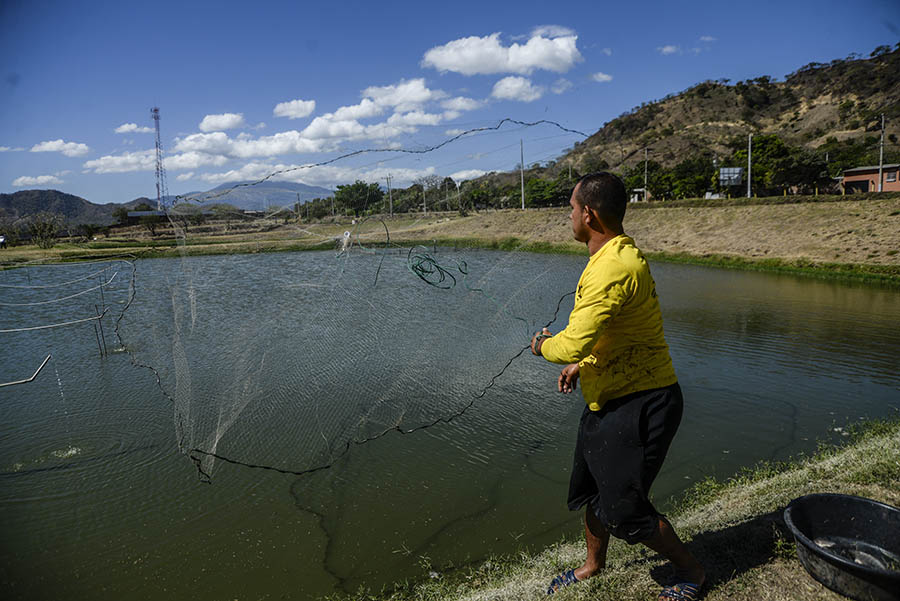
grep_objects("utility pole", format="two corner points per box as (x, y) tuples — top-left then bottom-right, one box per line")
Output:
(643, 148), (648, 201)
(747, 133), (753, 198)
(423, 185), (427, 215)
(385, 174), (393, 217)
(331, 194), (334, 218)
(455, 180), (461, 212)
(520, 139), (525, 210)
(878, 114), (885, 192)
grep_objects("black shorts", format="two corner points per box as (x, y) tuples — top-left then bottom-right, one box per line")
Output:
(567, 382), (683, 544)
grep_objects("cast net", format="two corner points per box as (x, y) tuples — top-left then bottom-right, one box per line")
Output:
(114, 119), (587, 482)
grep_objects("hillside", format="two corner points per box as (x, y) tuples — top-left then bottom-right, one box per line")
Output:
(561, 44), (899, 174)
(457, 44), (899, 202)
(0, 190), (141, 226)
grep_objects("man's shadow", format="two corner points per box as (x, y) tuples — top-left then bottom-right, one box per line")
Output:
(647, 509), (791, 588)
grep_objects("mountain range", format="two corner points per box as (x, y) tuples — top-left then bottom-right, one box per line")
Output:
(0, 181), (334, 226)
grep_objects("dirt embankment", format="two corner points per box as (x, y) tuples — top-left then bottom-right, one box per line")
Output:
(3, 198), (899, 276)
(397, 197), (900, 267)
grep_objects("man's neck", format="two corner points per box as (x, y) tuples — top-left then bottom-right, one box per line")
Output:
(586, 231), (623, 256)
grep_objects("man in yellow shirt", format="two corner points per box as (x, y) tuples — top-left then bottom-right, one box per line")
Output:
(531, 173), (705, 601)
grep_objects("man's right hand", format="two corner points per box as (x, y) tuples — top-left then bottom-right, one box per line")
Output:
(558, 363), (580, 393)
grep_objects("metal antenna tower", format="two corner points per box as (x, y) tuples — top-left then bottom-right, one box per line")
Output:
(151, 107), (169, 211)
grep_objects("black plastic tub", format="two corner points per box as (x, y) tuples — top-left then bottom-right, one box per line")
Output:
(784, 493), (900, 601)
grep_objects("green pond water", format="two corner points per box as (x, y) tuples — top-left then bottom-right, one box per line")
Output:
(1, 249), (898, 600)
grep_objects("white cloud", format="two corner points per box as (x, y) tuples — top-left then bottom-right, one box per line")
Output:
(12, 174), (64, 187)
(115, 123), (154, 134)
(700, 35), (717, 42)
(422, 32), (582, 75)
(273, 99), (316, 119)
(363, 78), (446, 112)
(449, 169), (486, 181)
(387, 111), (444, 127)
(530, 25), (575, 38)
(333, 98), (382, 121)
(176, 172), (195, 181)
(199, 113), (246, 132)
(441, 96), (483, 111)
(175, 130), (326, 158)
(31, 139), (90, 157)
(491, 76), (544, 102)
(83, 148), (231, 174)
(445, 128), (466, 136)
(591, 72), (613, 83)
(197, 161), (437, 190)
(552, 78), (573, 94)
(0, 146), (25, 152)
(166, 151), (230, 170)
(83, 149), (155, 173)
(601, 47), (613, 56)
(657, 45), (680, 55)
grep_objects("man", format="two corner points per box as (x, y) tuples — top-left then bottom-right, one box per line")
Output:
(531, 173), (705, 601)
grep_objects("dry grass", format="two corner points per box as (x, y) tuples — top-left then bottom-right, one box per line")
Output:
(3, 198), (899, 281)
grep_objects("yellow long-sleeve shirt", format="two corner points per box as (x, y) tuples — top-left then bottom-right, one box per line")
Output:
(540, 235), (677, 411)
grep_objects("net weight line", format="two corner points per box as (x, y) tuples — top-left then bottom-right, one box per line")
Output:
(186, 289), (574, 483)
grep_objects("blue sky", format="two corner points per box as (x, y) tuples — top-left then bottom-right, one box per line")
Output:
(1, 0), (897, 204)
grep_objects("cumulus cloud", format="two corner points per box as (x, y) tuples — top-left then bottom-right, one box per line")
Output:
(273, 99), (316, 119)
(441, 96), (482, 111)
(31, 139), (90, 157)
(591, 72), (613, 83)
(199, 113), (247, 132)
(195, 160), (433, 189)
(12, 174), (64, 187)
(83, 149), (156, 173)
(445, 128), (466, 136)
(82, 149), (229, 173)
(491, 76), (544, 102)
(552, 78), (573, 94)
(699, 35), (717, 42)
(332, 98), (382, 121)
(176, 172), (195, 181)
(449, 169), (487, 181)
(0, 146), (25, 152)
(601, 47), (613, 56)
(166, 151), (230, 170)
(363, 78), (446, 112)
(422, 31), (582, 75)
(657, 45), (680, 55)
(115, 123), (154, 134)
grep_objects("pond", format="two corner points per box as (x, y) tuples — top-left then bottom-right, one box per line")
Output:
(1, 249), (898, 600)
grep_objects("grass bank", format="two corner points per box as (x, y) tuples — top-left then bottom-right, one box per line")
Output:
(2, 195), (899, 287)
(330, 418), (900, 601)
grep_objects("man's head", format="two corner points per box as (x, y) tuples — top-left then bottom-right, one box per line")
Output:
(568, 172), (627, 243)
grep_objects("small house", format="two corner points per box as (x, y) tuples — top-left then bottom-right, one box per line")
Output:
(841, 164), (900, 193)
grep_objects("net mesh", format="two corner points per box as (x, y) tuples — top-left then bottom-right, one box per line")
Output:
(6, 119), (586, 483)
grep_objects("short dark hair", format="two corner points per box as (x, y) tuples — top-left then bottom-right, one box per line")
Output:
(574, 172), (627, 227)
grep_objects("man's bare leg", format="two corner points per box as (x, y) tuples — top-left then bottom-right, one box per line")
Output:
(573, 508), (610, 580)
(641, 517), (705, 586)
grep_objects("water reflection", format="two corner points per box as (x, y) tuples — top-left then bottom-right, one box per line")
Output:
(0, 253), (898, 601)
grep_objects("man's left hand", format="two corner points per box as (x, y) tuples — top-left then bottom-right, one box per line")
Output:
(531, 327), (552, 356)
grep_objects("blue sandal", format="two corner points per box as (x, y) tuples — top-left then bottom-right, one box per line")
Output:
(546, 569), (579, 595)
(658, 582), (701, 600)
